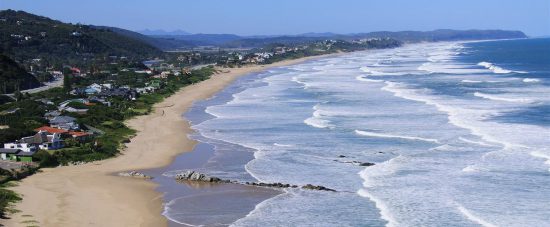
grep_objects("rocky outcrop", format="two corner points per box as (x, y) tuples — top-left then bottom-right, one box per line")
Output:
(175, 170), (229, 183)
(302, 184), (336, 192)
(174, 170), (337, 192)
(245, 182), (298, 188)
(118, 171), (153, 179)
(334, 155), (375, 167)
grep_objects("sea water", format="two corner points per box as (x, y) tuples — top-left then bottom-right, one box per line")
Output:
(168, 38), (550, 226)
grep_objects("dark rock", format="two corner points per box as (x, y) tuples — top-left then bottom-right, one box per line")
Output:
(359, 162), (375, 166)
(338, 155), (346, 158)
(175, 170), (223, 183)
(301, 184), (336, 192)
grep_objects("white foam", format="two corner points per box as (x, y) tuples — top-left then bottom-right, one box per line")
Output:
(358, 189), (398, 227)
(458, 137), (495, 147)
(473, 92), (534, 104)
(204, 106), (223, 118)
(355, 75), (384, 83)
(291, 76), (309, 88)
(273, 143), (293, 147)
(355, 130), (439, 143)
(461, 79), (483, 83)
(162, 197), (204, 227)
(304, 104), (333, 129)
(530, 150), (550, 172)
(457, 205), (498, 227)
(523, 78), (540, 83)
(381, 81), (517, 149)
(360, 66), (400, 76)
(461, 164), (491, 172)
(477, 61), (526, 74)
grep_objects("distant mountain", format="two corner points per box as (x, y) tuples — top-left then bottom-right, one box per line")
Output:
(137, 29), (191, 36)
(0, 10), (162, 64)
(95, 26), (197, 51)
(151, 34), (243, 46)
(144, 29), (527, 50)
(0, 54), (40, 93)
(297, 32), (339, 38)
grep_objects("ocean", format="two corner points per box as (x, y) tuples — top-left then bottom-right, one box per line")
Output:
(161, 38), (550, 226)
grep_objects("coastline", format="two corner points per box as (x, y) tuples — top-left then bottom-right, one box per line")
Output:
(1, 54), (340, 227)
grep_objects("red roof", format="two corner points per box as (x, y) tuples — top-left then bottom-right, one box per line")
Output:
(68, 131), (90, 137)
(34, 126), (68, 134)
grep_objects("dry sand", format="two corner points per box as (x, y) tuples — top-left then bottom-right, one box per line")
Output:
(1, 55), (335, 227)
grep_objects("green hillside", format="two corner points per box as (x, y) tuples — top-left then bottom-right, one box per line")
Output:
(0, 10), (162, 64)
(0, 54), (40, 93)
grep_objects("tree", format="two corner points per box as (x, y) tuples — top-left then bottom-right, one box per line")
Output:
(63, 74), (72, 94)
(13, 90), (23, 101)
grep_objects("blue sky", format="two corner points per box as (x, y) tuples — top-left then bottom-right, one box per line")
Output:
(1, 0), (549, 36)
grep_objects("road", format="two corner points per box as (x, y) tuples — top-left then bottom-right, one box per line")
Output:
(2, 78), (63, 99)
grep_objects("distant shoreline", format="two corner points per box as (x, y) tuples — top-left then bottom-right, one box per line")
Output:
(2, 53), (341, 227)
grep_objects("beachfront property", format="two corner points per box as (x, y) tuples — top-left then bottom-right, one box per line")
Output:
(34, 126), (92, 142)
(3, 130), (63, 154)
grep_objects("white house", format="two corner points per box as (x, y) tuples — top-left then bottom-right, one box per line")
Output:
(3, 142), (37, 153)
(3, 131), (64, 151)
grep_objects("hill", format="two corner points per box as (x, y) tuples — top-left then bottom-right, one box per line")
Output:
(0, 54), (41, 93)
(94, 26), (197, 51)
(0, 10), (162, 64)
(140, 29), (527, 50)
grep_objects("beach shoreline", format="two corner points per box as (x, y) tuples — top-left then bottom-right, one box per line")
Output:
(1, 54), (339, 227)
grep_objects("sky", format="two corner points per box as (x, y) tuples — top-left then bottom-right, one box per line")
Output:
(1, 0), (549, 36)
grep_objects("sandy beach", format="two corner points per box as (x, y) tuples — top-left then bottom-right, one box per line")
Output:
(1, 55), (335, 227)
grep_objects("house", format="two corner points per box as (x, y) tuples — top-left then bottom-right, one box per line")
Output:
(3, 141), (37, 152)
(98, 88), (137, 100)
(68, 131), (92, 142)
(63, 107), (88, 114)
(70, 87), (87, 96)
(101, 83), (113, 89)
(136, 86), (156, 94)
(18, 131), (64, 150)
(44, 110), (61, 120)
(34, 126), (92, 143)
(34, 126), (69, 135)
(89, 96), (111, 107)
(0, 148), (22, 161)
(147, 80), (162, 90)
(85, 83), (103, 95)
(49, 116), (79, 130)
(37, 98), (54, 105)
(70, 67), (81, 76)
(0, 148), (34, 162)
